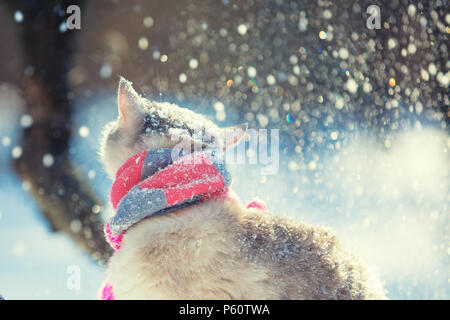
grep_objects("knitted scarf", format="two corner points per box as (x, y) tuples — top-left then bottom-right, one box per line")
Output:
(104, 148), (231, 250)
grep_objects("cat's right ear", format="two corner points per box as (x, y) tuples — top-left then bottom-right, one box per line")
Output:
(117, 77), (143, 129)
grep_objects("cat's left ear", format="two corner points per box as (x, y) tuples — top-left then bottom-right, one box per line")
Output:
(117, 77), (143, 129)
(222, 123), (248, 150)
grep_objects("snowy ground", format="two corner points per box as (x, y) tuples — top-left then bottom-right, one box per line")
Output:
(0, 90), (448, 299)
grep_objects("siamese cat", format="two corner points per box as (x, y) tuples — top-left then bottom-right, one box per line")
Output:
(98, 77), (386, 299)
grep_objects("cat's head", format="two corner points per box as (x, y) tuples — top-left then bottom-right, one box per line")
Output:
(100, 77), (247, 178)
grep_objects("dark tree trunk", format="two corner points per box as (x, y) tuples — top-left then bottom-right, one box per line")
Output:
(5, 0), (112, 263)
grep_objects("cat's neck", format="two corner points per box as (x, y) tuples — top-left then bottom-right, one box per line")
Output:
(121, 196), (242, 247)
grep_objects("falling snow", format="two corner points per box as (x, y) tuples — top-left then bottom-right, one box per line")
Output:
(189, 58), (199, 69)
(20, 114), (33, 128)
(42, 154), (54, 168)
(14, 10), (23, 23)
(11, 146), (22, 159)
(0, 0), (448, 300)
(79, 126), (90, 138)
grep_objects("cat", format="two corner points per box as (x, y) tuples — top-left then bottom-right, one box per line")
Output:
(98, 77), (387, 299)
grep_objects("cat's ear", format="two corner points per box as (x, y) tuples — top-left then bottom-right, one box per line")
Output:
(222, 123), (247, 150)
(117, 77), (143, 128)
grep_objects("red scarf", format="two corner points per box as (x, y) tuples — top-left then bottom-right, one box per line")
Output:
(105, 149), (232, 250)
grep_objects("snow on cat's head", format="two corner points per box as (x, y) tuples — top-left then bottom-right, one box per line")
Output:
(99, 77), (246, 177)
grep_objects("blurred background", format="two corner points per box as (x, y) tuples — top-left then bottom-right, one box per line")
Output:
(0, 0), (448, 299)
